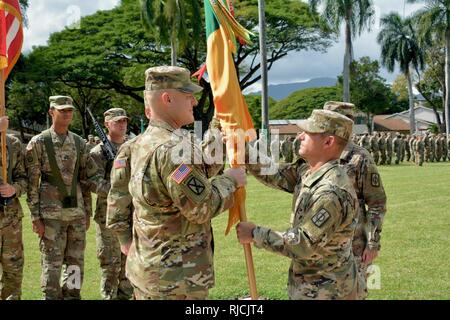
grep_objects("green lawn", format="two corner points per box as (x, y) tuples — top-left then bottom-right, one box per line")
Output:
(18, 162), (450, 300)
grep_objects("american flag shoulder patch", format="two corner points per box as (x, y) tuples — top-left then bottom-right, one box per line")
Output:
(170, 163), (192, 184)
(114, 159), (127, 169)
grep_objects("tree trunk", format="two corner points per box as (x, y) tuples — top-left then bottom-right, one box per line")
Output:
(406, 67), (416, 134)
(171, 37), (177, 66)
(343, 19), (352, 102)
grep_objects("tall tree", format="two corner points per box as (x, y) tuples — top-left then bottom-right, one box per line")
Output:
(377, 12), (425, 134)
(339, 56), (392, 132)
(408, 0), (450, 135)
(140, 0), (201, 66)
(309, 0), (375, 102)
(416, 43), (446, 132)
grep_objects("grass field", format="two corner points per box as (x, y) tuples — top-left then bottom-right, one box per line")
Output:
(17, 161), (450, 300)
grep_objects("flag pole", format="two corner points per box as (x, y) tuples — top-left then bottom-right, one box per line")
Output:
(0, 70), (7, 184)
(258, 0), (269, 138)
(237, 188), (258, 300)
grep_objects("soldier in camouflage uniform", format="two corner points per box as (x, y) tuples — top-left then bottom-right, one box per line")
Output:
(414, 135), (424, 166)
(322, 102), (387, 299)
(409, 135), (415, 163)
(393, 133), (401, 164)
(378, 132), (386, 165)
(25, 96), (98, 300)
(440, 134), (447, 161)
(435, 134), (442, 162)
(292, 135), (302, 162)
(88, 108), (133, 300)
(86, 135), (96, 152)
(369, 132), (379, 165)
(281, 136), (294, 163)
(404, 135), (411, 162)
(448, 135), (450, 160)
(122, 66), (246, 300)
(0, 116), (27, 300)
(385, 132), (393, 165)
(358, 133), (370, 151)
(237, 109), (362, 300)
(428, 133), (435, 162)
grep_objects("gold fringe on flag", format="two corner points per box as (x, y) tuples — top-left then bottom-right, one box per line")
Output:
(209, 0), (253, 53)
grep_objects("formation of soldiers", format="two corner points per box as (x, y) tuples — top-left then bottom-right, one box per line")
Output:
(0, 66), (393, 301)
(351, 132), (450, 167)
(280, 131), (450, 168)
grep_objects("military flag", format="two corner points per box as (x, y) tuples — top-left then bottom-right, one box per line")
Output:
(0, 0), (23, 79)
(0, 0), (24, 184)
(204, 0), (258, 299)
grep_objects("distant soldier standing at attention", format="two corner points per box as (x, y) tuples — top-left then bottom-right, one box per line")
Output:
(25, 96), (98, 300)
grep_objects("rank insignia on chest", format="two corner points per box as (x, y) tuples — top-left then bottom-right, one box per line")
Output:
(311, 208), (330, 228)
(170, 163), (192, 184)
(114, 159), (127, 169)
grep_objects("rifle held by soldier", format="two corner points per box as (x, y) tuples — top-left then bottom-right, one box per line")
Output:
(86, 107), (116, 161)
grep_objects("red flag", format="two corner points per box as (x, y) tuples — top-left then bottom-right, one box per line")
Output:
(0, 0), (23, 79)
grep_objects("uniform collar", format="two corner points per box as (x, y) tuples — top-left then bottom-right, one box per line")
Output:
(303, 159), (339, 188)
(148, 119), (178, 133)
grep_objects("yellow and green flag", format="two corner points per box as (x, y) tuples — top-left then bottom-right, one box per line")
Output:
(204, 0), (256, 234)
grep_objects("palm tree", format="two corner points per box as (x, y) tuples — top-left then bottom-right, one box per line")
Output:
(309, 0), (375, 102)
(407, 0), (450, 135)
(140, 0), (201, 66)
(377, 12), (425, 134)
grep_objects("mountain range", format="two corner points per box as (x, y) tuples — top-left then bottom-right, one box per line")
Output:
(250, 77), (337, 100)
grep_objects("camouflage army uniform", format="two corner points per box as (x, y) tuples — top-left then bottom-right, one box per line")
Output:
(25, 127), (97, 300)
(448, 135), (450, 160)
(436, 135), (443, 162)
(441, 136), (447, 161)
(409, 136), (416, 163)
(106, 139), (136, 249)
(393, 135), (401, 164)
(414, 137), (424, 166)
(244, 109), (363, 300)
(292, 136), (302, 162)
(281, 137), (294, 163)
(0, 135), (27, 300)
(369, 134), (379, 165)
(404, 136), (411, 162)
(358, 134), (370, 151)
(89, 138), (133, 300)
(339, 142), (387, 299)
(123, 119), (236, 300)
(431, 135), (437, 162)
(386, 134), (393, 165)
(378, 134), (386, 165)
(322, 102), (387, 299)
(248, 156), (361, 299)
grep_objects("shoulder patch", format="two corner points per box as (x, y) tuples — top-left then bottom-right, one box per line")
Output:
(185, 176), (206, 195)
(114, 159), (127, 169)
(371, 173), (380, 187)
(311, 208), (330, 228)
(170, 163), (192, 184)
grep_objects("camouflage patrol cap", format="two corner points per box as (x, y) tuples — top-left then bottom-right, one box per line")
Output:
(49, 95), (75, 110)
(323, 101), (355, 117)
(145, 66), (203, 93)
(297, 109), (354, 141)
(104, 107), (130, 122)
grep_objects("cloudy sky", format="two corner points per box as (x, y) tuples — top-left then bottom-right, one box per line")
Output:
(23, 0), (424, 89)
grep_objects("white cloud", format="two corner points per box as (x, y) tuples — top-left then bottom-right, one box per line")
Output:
(21, 0), (426, 85)
(23, 0), (120, 52)
(266, 0), (425, 85)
